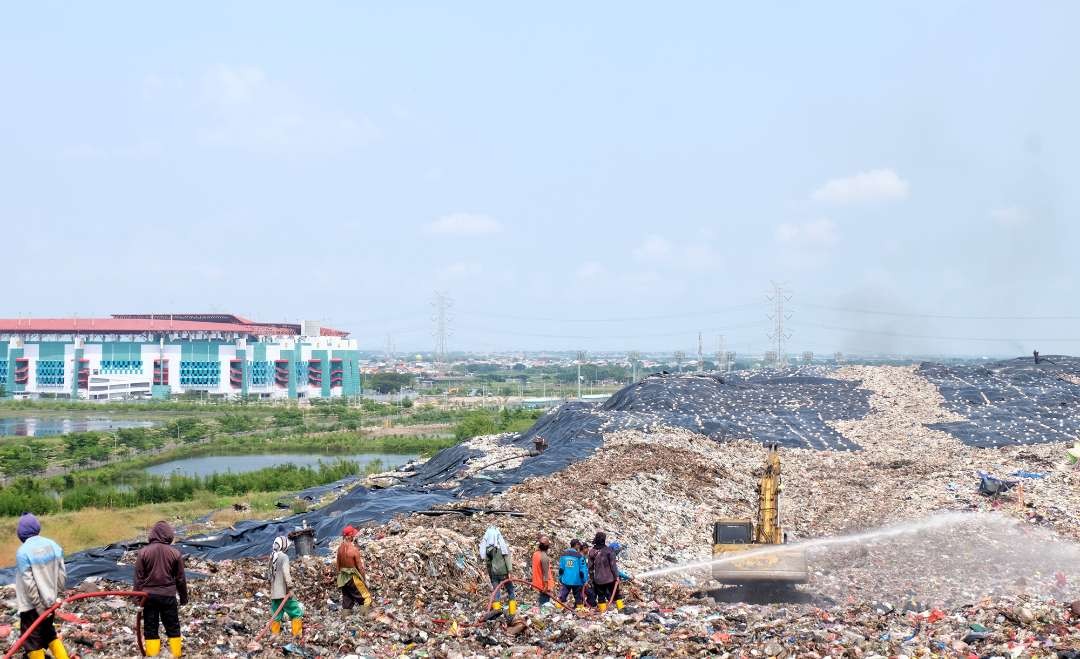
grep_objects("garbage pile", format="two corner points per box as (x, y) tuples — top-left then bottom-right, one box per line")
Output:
(519, 370), (870, 452)
(2, 362), (1080, 656)
(919, 355), (1080, 447)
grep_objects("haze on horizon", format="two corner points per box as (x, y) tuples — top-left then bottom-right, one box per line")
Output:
(2, 2), (1077, 356)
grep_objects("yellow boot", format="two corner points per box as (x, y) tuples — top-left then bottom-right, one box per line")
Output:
(291, 618), (302, 638)
(491, 601), (502, 611)
(507, 599), (518, 616)
(48, 639), (70, 659)
(270, 620), (281, 635)
(28, 651), (45, 659)
(144, 639), (162, 657)
(615, 598), (625, 611)
(598, 602), (608, 613)
(167, 636), (182, 657)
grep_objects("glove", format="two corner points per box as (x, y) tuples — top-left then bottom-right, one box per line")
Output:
(179, 594), (189, 606)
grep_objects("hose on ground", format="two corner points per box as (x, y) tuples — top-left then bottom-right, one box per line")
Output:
(3, 590), (148, 659)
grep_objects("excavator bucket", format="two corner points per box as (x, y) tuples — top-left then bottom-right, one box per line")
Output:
(711, 543), (809, 584)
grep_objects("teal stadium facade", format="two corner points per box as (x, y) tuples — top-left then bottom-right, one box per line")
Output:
(0, 314), (360, 400)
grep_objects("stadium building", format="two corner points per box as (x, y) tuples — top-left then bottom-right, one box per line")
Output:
(0, 314), (360, 400)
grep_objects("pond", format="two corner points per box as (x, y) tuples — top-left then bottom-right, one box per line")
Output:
(0, 416), (157, 437)
(144, 452), (418, 477)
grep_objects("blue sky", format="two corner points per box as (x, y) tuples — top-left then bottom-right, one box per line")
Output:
(2, 2), (1077, 355)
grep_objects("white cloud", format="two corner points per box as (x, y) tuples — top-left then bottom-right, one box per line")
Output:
(990, 206), (1032, 228)
(775, 218), (839, 246)
(811, 169), (909, 204)
(426, 213), (503, 235)
(632, 235), (673, 261)
(575, 261), (607, 281)
(196, 64), (378, 153)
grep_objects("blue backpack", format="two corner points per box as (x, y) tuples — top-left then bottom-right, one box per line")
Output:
(558, 550), (587, 586)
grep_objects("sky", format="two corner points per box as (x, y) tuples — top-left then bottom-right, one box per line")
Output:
(2, 2), (1078, 356)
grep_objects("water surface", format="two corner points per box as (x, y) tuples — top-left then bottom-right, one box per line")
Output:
(145, 452), (417, 477)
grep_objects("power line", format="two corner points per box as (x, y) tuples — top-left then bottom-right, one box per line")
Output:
(798, 302), (1080, 321)
(790, 321), (1080, 343)
(454, 303), (759, 323)
(451, 319), (769, 341)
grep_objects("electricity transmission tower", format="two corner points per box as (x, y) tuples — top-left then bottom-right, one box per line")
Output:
(697, 332), (704, 372)
(674, 350), (686, 373)
(628, 351), (641, 383)
(431, 291), (453, 368)
(767, 282), (792, 368)
(576, 351), (587, 399)
(716, 335), (727, 372)
(384, 334), (395, 364)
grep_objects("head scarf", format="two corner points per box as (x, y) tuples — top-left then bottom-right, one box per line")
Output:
(479, 526), (510, 560)
(272, 535), (290, 555)
(592, 531), (607, 548)
(342, 525), (358, 538)
(17, 513), (40, 542)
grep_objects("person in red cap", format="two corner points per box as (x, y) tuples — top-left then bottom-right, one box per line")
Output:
(335, 525), (372, 616)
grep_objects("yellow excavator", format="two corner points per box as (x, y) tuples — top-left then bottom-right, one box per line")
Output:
(711, 444), (809, 584)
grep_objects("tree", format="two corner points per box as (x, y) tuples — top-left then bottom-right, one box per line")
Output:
(367, 372), (414, 394)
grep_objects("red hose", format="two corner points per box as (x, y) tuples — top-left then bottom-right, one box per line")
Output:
(3, 590), (148, 659)
(254, 591), (292, 641)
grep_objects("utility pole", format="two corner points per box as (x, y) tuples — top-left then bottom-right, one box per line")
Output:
(697, 332), (704, 372)
(576, 350), (586, 399)
(431, 291), (453, 370)
(767, 282), (792, 369)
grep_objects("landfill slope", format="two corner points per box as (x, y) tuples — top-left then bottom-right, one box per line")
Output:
(3, 364), (1080, 657)
(918, 355), (1080, 447)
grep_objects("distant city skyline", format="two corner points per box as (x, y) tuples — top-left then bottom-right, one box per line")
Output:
(2, 3), (1077, 355)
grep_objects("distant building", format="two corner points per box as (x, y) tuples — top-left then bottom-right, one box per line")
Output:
(0, 313), (359, 400)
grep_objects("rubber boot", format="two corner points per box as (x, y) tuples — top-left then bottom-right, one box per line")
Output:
(28, 651), (45, 659)
(167, 637), (182, 657)
(616, 598), (625, 611)
(144, 639), (161, 657)
(507, 599), (518, 616)
(598, 602), (608, 612)
(491, 601), (502, 611)
(270, 620), (281, 635)
(48, 639), (70, 659)
(291, 618), (302, 638)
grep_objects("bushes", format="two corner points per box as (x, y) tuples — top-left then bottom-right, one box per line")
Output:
(452, 408), (543, 441)
(0, 460), (367, 516)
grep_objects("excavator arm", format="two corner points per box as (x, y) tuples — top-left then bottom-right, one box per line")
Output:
(711, 444), (808, 585)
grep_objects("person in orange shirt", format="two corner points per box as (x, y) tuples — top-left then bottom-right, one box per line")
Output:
(530, 535), (555, 605)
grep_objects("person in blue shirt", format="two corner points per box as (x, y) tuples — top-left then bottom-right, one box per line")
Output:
(556, 539), (588, 609)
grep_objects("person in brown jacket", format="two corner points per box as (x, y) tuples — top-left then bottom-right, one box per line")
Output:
(134, 521), (188, 657)
(335, 525), (372, 616)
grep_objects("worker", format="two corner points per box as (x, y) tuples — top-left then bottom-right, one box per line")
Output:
(268, 535), (304, 638)
(557, 539), (588, 609)
(588, 531), (622, 612)
(608, 541), (634, 611)
(479, 526), (516, 615)
(1034, 349), (1040, 364)
(336, 525), (372, 616)
(14, 514), (68, 659)
(530, 535), (555, 606)
(134, 521), (188, 657)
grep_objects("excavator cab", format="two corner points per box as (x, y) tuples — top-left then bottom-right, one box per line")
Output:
(711, 445), (809, 584)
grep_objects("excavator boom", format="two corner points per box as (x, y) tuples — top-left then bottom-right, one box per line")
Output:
(711, 444), (809, 584)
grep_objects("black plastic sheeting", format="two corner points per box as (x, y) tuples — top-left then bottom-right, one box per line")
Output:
(919, 356), (1080, 448)
(516, 370), (869, 452)
(0, 370), (870, 586)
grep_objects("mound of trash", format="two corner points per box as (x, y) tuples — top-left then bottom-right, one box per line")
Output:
(918, 356), (1080, 447)
(519, 370), (870, 452)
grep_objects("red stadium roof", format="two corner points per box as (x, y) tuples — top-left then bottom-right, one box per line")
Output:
(0, 315), (350, 338)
